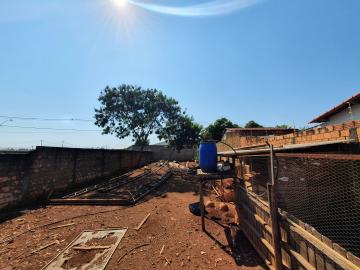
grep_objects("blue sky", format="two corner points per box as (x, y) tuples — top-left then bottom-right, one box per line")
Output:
(1, 0), (360, 149)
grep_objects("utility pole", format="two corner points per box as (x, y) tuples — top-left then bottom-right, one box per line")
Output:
(40, 140), (43, 146)
(61, 140), (64, 147)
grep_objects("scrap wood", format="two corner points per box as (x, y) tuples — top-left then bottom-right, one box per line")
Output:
(72, 245), (111, 251)
(49, 223), (75, 230)
(134, 213), (151, 231)
(31, 240), (59, 254)
(117, 243), (150, 263)
(163, 256), (171, 265)
(0, 207), (127, 244)
(212, 186), (221, 197)
(159, 244), (165, 255)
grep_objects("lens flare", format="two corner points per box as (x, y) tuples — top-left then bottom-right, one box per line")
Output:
(113, 0), (127, 8)
(127, 0), (263, 17)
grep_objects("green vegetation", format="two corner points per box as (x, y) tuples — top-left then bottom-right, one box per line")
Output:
(202, 117), (239, 141)
(158, 115), (203, 151)
(275, 124), (292, 129)
(244, 120), (263, 128)
(95, 84), (201, 150)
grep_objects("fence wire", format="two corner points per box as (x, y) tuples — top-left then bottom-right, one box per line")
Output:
(241, 155), (271, 201)
(239, 153), (360, 258)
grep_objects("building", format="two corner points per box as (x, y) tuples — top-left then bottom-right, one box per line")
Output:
(127, 142), (196, 161)
(310, 92), (360, 126)
(218, 127), (296, 151)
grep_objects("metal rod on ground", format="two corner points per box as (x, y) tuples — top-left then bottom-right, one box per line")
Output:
(199, 180), (205, 231)
(267, 143), (283, 270)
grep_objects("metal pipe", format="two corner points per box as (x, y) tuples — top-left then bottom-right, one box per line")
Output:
(267, 143), (283, 270)
(218, 139), (355, 156)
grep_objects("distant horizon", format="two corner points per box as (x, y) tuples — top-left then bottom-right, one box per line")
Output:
(1, 0), (360, 148)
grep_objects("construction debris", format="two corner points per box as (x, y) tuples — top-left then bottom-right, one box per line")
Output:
(49, 223), (75, 230)
(43, 228), (127, 270)
(72, 245), (112, 251)
(159, 244), (165, 255)
(49, 162), (172, 206)
(0, 161), (265, 270)
(31, 240), (59, 254)
(135, 213), (151, 231)
(117, 243), (150, 263)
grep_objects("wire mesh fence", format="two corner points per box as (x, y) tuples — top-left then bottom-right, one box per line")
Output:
(238, 153), (360, 258)
(241, 155), (271, 201)
(275, 153), (360, 257)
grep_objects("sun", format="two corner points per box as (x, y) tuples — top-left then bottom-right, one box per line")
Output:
(113, 0), (128, 8)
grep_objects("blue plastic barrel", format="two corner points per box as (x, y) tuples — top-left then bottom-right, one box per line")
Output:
(199, 141), (217, 173)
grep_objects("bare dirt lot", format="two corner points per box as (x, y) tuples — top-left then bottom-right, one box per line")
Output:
(0, 167), (266, 270)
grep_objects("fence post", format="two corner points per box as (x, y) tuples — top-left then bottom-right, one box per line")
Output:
(268, 145), (283, 270)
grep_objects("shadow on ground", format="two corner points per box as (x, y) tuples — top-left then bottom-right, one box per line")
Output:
(204, 218), (268, 269)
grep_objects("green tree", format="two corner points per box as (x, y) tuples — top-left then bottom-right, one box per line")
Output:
(157, 115), (203, 151)
(202, 117), (239, 141)
(275, 124), (292, 129)
(95, 84), (182, 149)
(245, 120), (263, 128)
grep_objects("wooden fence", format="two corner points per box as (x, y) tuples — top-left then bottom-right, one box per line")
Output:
(237, 185), (360, 270)
(221, 154), (360, 270)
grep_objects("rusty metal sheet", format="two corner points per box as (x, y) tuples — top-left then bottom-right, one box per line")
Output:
(43, 228), (127, 270)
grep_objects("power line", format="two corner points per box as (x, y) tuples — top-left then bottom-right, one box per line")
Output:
(0, 131), (96, 134)
(0, 115), (94, 122)
(1, 124), (101, 132)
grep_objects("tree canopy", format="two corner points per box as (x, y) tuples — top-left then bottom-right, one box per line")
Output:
(202, 117), (239, 141)
(158, 115), (203, 151)
(275, 124), (292, 129)
(95, 84), (201, 150)
(244, 120), (263, 128)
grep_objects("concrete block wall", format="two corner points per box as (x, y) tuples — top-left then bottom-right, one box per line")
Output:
(0, 147), (153, 212)
(217, 120), (360, 151)
(129, 145), (196, 161)
(0, 153), (29, 211)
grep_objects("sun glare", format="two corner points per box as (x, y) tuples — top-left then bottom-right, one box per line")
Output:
(113, 0), (127, 8)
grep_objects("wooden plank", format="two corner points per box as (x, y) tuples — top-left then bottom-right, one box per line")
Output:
(135, 213), (151, 231)
(287, 248), (316, 270)
(280, 226), (288, 243)
(324, 258), (336, 270)
(240, 226), (275, 270)
(242, 218), (275, 256)
(299, 240), (308, 263)
(287, 226), (301, 270)
(297, 238), (307, 270)
(73, 245), (111, 250)
(241, 203), (272, 234)
(49, 198), (132, 205)
(307, 244), (316, 267)
(284, 217), (360, 270)
(267, 183), (282, 270)
(281, 249), (291, 269)
(315, 252), (325, 270)
(49, 223), (75, 230)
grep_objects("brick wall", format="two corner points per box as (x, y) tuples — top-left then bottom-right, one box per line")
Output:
(0, 147), (153, 212)
(217, 120), (360, 152)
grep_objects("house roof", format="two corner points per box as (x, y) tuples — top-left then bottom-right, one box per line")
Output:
(310, 92), (360, 123)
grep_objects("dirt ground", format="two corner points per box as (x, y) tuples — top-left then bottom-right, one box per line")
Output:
(0, 169), (266, 270)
